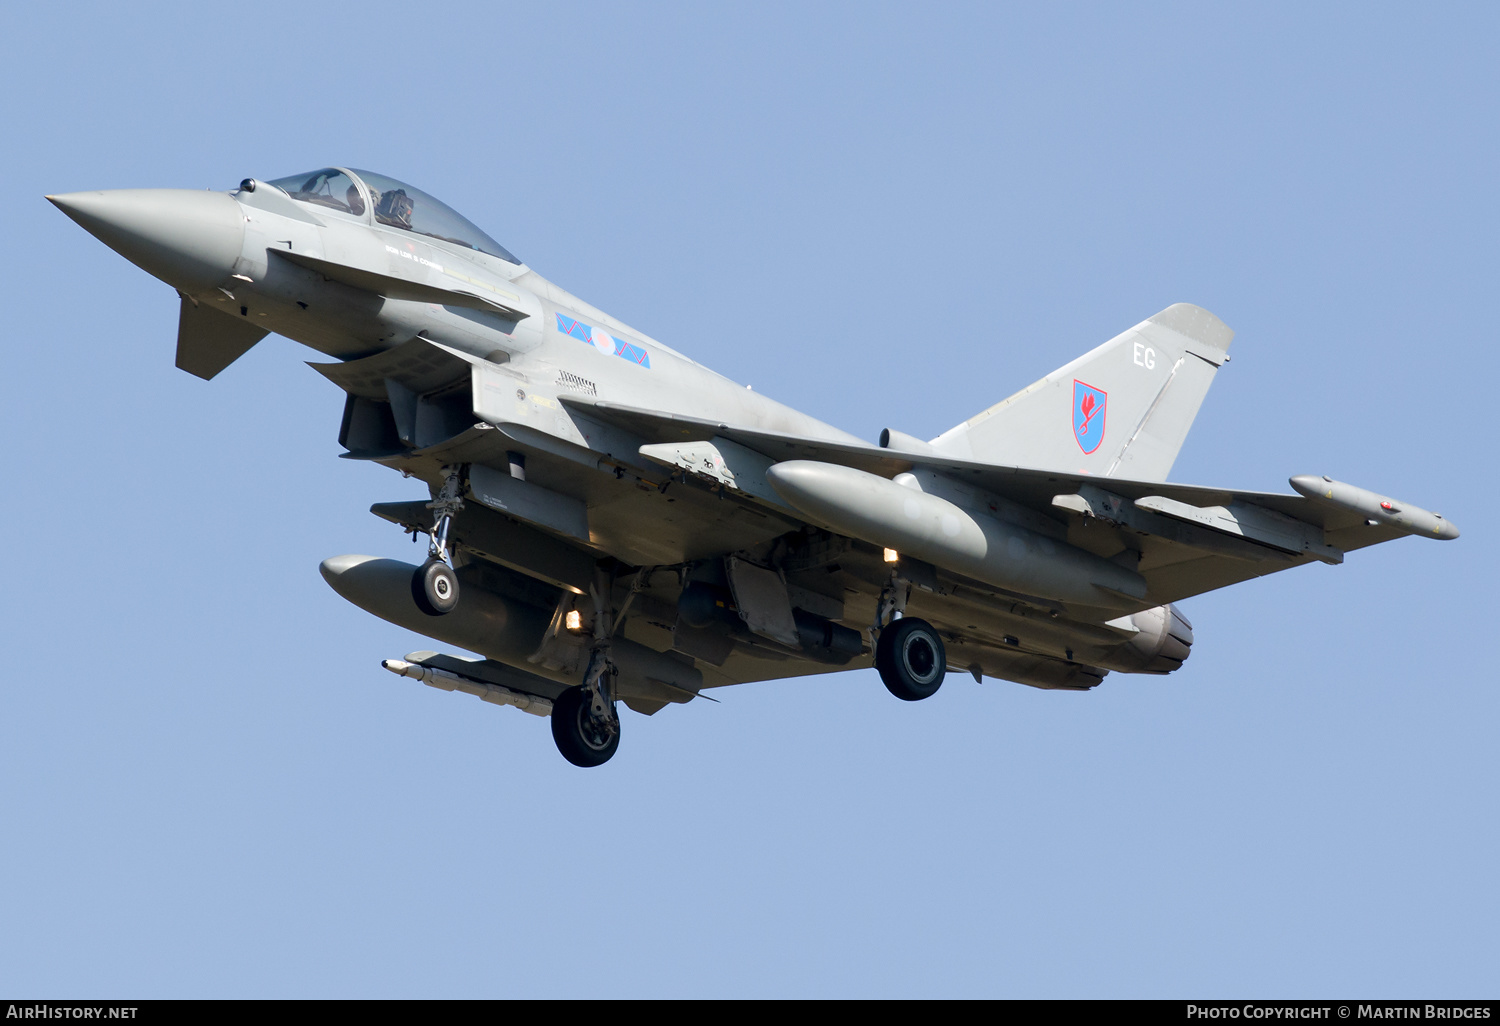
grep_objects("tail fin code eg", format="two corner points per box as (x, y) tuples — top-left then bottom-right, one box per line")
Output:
(929, 303), (1234, 481)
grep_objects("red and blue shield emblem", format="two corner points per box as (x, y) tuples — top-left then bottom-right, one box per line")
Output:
(1073, 380), (1107, 454)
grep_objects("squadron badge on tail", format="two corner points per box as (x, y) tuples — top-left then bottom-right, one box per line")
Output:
(1073, 379), (1107, 454)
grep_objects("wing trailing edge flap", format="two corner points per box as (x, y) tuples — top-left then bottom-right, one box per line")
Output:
(1053, 485), (1343, 565)
(175, 295), (268, 380)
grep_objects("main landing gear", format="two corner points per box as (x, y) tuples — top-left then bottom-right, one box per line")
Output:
(872, 570), (947, 701)
(875, 617), (947, 701)
(551, 570), (623, 767)
(412, 464), (464, 616)
(551, 683), (621, 767)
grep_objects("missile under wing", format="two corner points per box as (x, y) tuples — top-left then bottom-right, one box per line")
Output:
(48, 168), (1458, 767)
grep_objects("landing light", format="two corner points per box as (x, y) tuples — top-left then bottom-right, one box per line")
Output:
(565, 610), (583, 631)
(883, 548), (900, 563)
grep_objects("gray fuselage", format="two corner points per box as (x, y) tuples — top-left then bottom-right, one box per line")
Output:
(222, 174), (858, 450)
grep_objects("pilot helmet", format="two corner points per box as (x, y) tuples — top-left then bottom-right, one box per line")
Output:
(376, 188), (414, 229)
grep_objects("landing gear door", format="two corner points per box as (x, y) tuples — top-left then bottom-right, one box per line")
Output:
(725, 557), (801, 648)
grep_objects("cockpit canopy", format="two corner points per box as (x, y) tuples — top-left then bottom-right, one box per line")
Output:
(266, 167), (520, 264)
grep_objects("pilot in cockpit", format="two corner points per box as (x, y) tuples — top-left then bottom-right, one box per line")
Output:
(268, 168), (522, 263)
(374, 188), (414, 230)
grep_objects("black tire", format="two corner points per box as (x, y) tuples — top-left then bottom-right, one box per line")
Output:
(412, 559), (459, 616)
(550, 686), (621, 767)
(875, 617), (946, 701)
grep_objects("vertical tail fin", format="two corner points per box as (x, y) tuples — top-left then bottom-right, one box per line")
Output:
(929, 303), (1233, 481)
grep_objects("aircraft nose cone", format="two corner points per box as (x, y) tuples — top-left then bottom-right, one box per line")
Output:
(48, 188), (245, 291)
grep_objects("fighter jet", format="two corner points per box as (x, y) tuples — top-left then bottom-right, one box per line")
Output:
(49, 168), (1460, 767)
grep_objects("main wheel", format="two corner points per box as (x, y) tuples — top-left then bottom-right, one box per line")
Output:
(875, 617), (947, 701)
(550, 685), (621, 767)
(412, 559), (459, 616)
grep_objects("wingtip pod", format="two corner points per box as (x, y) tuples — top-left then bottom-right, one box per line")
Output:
(1289, 475), (1459, 540)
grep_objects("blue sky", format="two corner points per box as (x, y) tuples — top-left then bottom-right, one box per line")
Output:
(2, 2), (1495, 997)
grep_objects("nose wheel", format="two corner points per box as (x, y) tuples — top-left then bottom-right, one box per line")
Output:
(875, 616), (946, 701)
(411, 464), (465, 616)
(413, 558), (459, 615)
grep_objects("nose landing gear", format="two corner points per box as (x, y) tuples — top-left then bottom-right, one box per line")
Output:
(412, 464), (465, 617)
(412, 557), (459, 615)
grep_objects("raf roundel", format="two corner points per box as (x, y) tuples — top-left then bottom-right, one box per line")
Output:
(1073, 379), (1107, 454)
